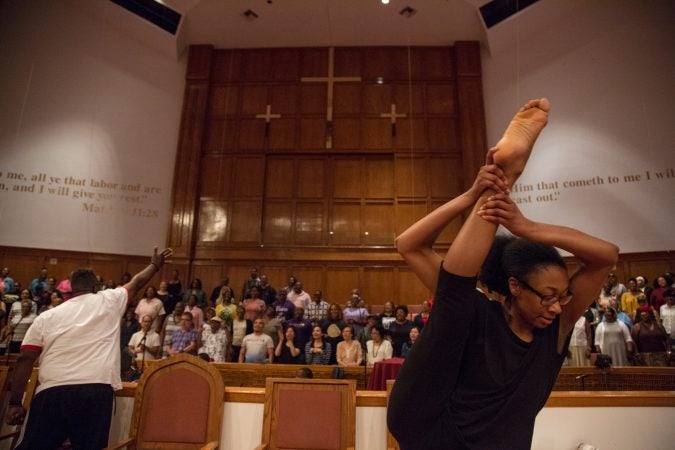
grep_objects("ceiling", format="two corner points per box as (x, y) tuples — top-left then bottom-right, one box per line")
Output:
(73, 0), (560, 60)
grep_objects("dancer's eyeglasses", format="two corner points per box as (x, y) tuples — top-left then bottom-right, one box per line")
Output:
(517, 279), (573, 306)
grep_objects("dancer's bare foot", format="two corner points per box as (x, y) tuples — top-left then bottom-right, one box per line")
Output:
(492, 98), (550, 186)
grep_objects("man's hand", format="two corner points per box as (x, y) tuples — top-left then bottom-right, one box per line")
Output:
(151, 247), (173, 269)
(5, 405), (26, 425)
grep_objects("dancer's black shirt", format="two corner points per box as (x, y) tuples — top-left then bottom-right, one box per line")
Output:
(388, 266), (568, 449)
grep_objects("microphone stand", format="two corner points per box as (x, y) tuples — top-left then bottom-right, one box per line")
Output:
(5, 316), (23, 365)
(139, 333), (147, 376)
(4, 329), (14, 365)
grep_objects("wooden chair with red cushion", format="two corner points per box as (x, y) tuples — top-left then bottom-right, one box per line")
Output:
(106, 353), (224, 450)
(256, 378), (356, 450)
(0, 367), (39, 450)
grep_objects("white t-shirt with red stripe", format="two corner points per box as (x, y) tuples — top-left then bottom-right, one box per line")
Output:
(21, 287), (128, 394)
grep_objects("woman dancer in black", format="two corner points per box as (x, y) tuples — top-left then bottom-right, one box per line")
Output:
(387, 99), (619, 449)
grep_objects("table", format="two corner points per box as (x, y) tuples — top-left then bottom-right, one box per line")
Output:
(367, 357), (405, 390)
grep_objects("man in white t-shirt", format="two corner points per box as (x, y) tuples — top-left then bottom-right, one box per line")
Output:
(286, 281), (311, 311)
(239, 318), (274, 363)
(5, 247), (172, 450)
(128, 315), (162, 370)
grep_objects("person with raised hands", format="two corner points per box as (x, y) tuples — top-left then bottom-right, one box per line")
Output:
(6, 247), (172, 450)
(388, 98), (619, 449)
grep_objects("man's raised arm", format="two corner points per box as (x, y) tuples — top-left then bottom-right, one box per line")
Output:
(124, 247), (173, 300)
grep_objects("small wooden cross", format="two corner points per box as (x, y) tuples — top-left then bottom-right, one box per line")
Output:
(255, 104), (281, 137)
(380, 104), (407, 137)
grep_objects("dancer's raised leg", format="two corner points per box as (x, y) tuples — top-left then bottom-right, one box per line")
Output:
(492, 98), (550, 186)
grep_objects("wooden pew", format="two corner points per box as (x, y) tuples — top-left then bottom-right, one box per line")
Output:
(553, 366), (675, 391)
(143, 361), (373, 389)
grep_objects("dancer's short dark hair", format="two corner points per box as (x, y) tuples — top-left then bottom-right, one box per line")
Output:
(478, 235), (565, 297)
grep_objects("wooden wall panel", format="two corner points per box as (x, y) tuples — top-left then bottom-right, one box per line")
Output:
(292, 266), (323, 297)
(361, 119), (391, 150)
(6, 257), (44, 289)
(208, 85), (239, 117)
(363, 267), (395, 304)
(395, 202), (428, 236)
(333, 160), (363, 198)
(241, 85), (267, 115)
(300, 84), (326, 114)
(363, 85), (390, 114)
(204, 119), (237, 152)
(167, 81), (210, 257)
(363, 203), (395, 245)
(393, 117), (426, 150)
(429, 156), (463, 199)
(268, 118), (296, 150)
(299, 118), (326, 149)
(626, 260), (671, 281)
(45, 257), (88, 283)
(325, 267), (360, 306)
(427, 118), (458, 150)
(228, 265), (255, 299)
(238, 119), (266, 150)
(362, 48), (408, 81)
(259, 266), (289, 294)
(262, 201), (292, 244)
(241, 49), (272, 81)
(200, 156), (233, 198)
(412, 47), (454, 80)
(296, 202), (324, 245)
(271, 49), (301, 81)
(270, 85), (297, 114)
(395, 157), (427, 198)
(333, 118), (361, 149)
(334, 84), (361, 114)
(426, 84), (456, 114)
(198, 200), (228, 242)
(192, 263), (226, 300)
(233, 157), (264, 197)
(398, 268), (433, 303)
(300, 48), (329, 77)
(265, 159), (295, 198)
(393, 84), (424, 114)
(210, 49), (242, 83)
(334, 48), (362, 77)
(90, 260), (127, 285)
(230, 201), (261, 242)
(297, 159), (325, 198)
(366, 159), (394, 199)
(330, 204), (361, 245)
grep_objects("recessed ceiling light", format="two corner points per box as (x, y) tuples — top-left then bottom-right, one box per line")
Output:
(382, 0), (390, 4)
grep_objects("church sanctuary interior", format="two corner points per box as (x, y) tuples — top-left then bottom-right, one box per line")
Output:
(0, 0), (674, 449)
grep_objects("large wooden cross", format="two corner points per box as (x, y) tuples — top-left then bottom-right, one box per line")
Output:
(380, 104), (407, 137)
(301, 47), (361, 149)
(255, 104), (281, 138)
